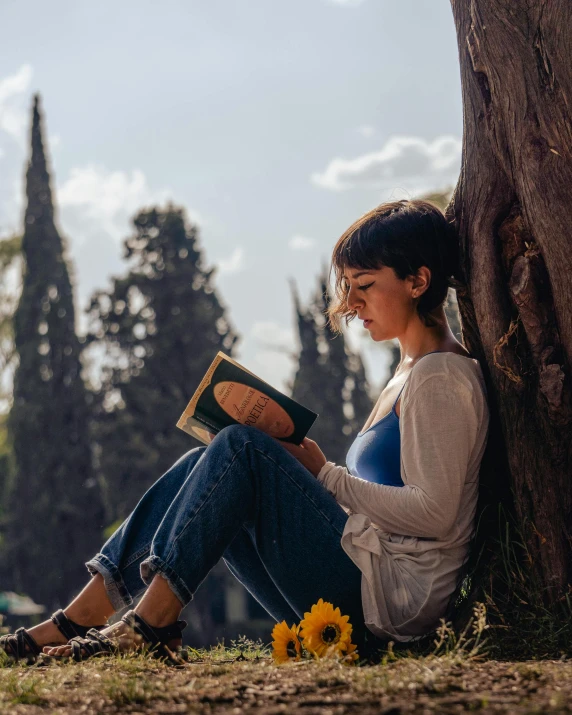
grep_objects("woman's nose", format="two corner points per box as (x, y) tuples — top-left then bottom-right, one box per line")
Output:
(347, 285), (363, 310)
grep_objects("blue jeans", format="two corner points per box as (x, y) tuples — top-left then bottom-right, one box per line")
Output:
(86, 425), (381, 653)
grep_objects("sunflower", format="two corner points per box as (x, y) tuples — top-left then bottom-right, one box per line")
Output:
(299, 598), (353, 658)
(271, 621), (301, 663)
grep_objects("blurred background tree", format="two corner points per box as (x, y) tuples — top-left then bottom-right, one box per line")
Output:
(85, 204), (239, 524)
(1, 96), (104, 609)
(84, 205), (240, 644)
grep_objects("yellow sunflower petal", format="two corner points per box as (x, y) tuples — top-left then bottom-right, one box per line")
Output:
(324, 603), (335, 618)
(298, 600), (354, 659)
(271, 621), (301, 664)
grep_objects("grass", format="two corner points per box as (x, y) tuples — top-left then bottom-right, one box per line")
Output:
(0, 612), (570, 713)
(2, 670), (47, 706)
(1, 510), (571, 711)
(103, 673), (161, 706)
(0, 638), (570, 713)
(454, 506), (572, 661)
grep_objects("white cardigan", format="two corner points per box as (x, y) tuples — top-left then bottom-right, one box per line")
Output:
(316, 352), (489, 642)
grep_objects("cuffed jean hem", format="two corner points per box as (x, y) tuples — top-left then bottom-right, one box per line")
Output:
(85, 553), (133, 611)
(140, 555), (193, 607)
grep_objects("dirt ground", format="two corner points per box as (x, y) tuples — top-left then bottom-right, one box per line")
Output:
(1, 652), (572, 714)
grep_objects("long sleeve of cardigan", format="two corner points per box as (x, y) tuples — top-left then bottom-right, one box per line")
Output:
(316, 365), (481, 540)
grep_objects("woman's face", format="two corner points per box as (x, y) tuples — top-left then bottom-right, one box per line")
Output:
(342, 265), (418, 342)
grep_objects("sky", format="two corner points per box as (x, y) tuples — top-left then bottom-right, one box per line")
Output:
(0, 0), (463, 397)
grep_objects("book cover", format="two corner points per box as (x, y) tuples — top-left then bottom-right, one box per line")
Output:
(176, 352), (318, 446)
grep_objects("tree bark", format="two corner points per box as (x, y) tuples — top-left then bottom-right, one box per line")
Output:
(448, 0), (572, 599)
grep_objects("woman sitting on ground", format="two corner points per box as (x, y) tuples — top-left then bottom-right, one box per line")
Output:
(1, 199), (489, 663)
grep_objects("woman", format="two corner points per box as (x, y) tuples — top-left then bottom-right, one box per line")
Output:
(1, 199), (489, 662)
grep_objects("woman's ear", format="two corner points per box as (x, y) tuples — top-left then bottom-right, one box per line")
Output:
(411, 266), (431, 299)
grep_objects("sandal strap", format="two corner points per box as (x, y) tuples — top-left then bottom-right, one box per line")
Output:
(69, 629), (118, 662)
(0, 612), (106, 662)
(0, 627), (41, 661)
(121, 610), (187, 648)
(50, 609), (105, 640)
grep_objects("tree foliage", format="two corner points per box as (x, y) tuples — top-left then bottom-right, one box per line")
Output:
(86, 204), (239, 523)
(3, 96), (103, 609)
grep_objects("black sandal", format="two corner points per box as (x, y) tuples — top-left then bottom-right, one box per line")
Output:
(67, 609), (187, 664)
(0, 609), (107, 663)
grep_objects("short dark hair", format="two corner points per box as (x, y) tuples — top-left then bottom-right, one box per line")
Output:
(328, 199), (458, 332)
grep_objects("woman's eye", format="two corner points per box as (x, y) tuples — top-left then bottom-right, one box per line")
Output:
(359, 282), (374, 291)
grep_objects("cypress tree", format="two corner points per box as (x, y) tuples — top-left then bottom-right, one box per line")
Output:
(290, 269), (373, 464)
(288, 279), (321, 423)
(87, 205), (239, 523)
(4, 95), (103, 608)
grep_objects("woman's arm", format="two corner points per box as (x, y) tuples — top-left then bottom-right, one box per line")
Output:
(317, 367), (482, 540)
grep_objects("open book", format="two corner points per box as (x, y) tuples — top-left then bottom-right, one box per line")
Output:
(176, 352), (318, 446)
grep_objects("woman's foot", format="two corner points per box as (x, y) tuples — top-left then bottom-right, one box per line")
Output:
(43, 616), (183, 659)
(44, 576), (186, 660)
(1, 573), (115, 661)
(44, 574), (186, 660)
(0, 617), (68, 659)
(0, 611), (107, 661)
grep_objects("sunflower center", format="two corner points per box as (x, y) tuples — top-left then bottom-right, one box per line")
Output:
(321, 624), (341, 644)
(286, 640), (298, 658)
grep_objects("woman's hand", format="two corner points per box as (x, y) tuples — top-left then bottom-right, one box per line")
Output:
(276, 437), (327, 477)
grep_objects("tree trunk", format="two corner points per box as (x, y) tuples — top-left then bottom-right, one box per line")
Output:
(448, 0), (572, 599)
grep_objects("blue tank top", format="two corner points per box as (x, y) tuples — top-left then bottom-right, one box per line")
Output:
(345, 382), (406, 487)
(345, 351), (448, 487)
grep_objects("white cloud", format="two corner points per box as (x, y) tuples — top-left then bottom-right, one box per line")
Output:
(250, 349), (294, 393)
(216, 246), (244, 275)
(54, 163), (191, 320)
(0, 65), (33, 144)
(288, 234), (315, 251)
(357, 125), (376, 138)
(251, 321), (294, 350)
(58, 164), (171, 244)
(311, 134), (461, 194)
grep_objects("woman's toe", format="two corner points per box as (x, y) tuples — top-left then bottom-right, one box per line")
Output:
(43, 644), (69, 656)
